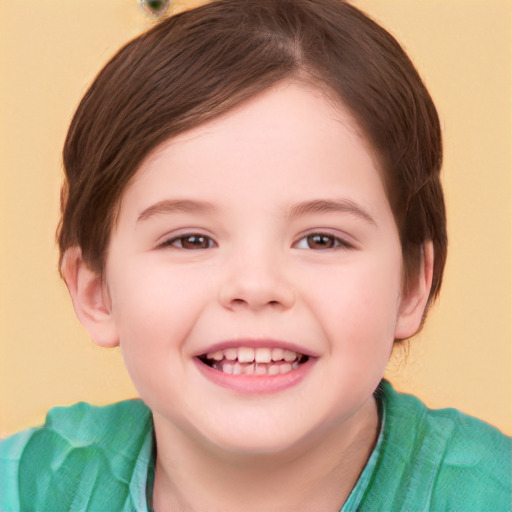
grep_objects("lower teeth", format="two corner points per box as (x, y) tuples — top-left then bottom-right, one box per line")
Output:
(210, 361), (300, 375)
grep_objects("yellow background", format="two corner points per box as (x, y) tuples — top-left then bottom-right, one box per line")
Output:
(1, 0), (511, 437)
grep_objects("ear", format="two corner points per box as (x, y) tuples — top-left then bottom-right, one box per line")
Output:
(394, 241), (434, 340)
(61, 247), (119, 348)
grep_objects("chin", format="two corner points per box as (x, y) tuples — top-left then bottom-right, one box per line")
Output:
(196, 414), (326, 458)
(211, 432), (307, 457)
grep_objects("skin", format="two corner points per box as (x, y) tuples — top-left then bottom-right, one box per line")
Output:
(64, 81), (433, 511)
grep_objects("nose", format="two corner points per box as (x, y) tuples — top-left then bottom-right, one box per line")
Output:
(218, 252), (296, 312)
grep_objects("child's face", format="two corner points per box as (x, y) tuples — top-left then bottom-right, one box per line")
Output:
(101, 81), (422, 453)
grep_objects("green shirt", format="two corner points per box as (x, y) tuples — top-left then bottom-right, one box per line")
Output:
(1, 381), (510, 511)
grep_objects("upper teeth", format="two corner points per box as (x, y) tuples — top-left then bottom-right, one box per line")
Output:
(206, 347), (301, 364)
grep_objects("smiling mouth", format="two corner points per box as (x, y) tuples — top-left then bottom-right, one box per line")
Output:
(198, 347), (309, 376)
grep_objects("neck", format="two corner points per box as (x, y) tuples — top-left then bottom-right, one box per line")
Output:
(152, 397), (380, 512)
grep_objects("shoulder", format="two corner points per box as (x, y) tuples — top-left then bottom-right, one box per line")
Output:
(382, 379), (511, 451)
(366, 381), (511, 511)
(1, 400), (153, 512)
(383, 381), (511, 461)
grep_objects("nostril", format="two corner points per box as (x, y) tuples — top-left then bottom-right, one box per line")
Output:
(219, 276), (296, 311)
(229, 298), (284, 309)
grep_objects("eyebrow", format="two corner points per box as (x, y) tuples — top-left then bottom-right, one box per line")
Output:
(137, 199), (217, 222)
(287, 199), (376, 225)
(137, 197), (375, 225)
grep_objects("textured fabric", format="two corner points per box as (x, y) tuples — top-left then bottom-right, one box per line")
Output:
(1, 382), (510, 511)
(343, 383), (512, 511)
(1, 400), (154, 512)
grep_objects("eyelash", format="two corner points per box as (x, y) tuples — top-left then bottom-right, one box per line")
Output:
(160, 234), (216, 250)
(160, 232), (352, 251)
(293, 233), (352, 250)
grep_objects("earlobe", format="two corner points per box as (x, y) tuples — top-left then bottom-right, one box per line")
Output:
(394, 241), (434, 340)
(61, 247), (120, 348)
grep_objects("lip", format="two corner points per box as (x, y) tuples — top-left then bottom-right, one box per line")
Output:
(194, 356), (315, 394)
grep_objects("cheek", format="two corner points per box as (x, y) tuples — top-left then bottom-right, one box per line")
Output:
(106, 258), (210, 377)
(309, 254), (403, 350)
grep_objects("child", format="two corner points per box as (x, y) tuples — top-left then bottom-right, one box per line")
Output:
(1, 0), (510, 510)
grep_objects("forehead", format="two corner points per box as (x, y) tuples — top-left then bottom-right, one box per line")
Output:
(119, 81), (389, 223)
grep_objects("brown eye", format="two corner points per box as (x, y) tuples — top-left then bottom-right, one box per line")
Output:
(306, 234), (337, 249)
(181, 235), (212, 249)
(294, 233), (351, 250)
(163, 234), (215, 249)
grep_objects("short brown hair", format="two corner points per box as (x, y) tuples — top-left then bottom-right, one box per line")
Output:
(58, 0), (446, 314)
